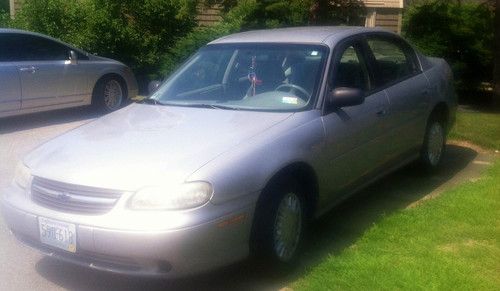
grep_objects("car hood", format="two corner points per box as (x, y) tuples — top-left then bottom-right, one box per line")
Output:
(25, 104), (293, 191)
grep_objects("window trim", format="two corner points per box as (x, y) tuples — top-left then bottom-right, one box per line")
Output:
(361, 33), (423, 94)
(321, 35), (373, 115)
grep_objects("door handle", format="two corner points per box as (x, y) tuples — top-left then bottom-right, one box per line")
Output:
(19, 66), (37, 73)
(376, 109), (387, 116)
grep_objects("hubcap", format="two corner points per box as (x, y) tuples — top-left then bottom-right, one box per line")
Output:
(273, 192), (302, 262)
(103, 80), (123, 110)
(427, 122), (444, 166)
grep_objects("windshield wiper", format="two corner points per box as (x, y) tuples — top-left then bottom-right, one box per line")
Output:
(180, 103), (241, 110)
(141, 98), (166, 105)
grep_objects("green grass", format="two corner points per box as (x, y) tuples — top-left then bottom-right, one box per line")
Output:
(291, 109), (500, 290)
(450, 111), (500, 150)
(292, 161), (500, 290)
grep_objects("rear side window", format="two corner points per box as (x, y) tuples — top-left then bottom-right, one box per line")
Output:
(1, 33), (70, 61)
(367, 37), (419, 86)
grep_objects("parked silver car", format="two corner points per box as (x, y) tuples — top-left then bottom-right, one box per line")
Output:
(0, 29), (138, 117)
(1, 27), (456, 277)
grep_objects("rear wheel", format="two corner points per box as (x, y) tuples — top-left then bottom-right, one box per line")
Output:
(92, 77), (125, 112)
(251, 178), (306, 267)
(420, 118), (446, 170)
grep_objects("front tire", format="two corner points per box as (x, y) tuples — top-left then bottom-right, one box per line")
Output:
(420, 119), (446, 170)
(92, 77), (125, 112)
(251, 178), (306, 267)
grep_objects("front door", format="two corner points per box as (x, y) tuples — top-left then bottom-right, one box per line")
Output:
(320, 41), (390, 205)
(0, 34), (21, 113)
(9, 33), (86, 109)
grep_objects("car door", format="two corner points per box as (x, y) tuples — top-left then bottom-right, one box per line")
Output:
(12, 33), (88, 109)
(0, 34), (22, 113)
(320, 39), (390, 205)
(365, 35), (430, 162)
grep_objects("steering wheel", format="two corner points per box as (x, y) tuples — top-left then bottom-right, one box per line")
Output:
(275, 83), (310, 100)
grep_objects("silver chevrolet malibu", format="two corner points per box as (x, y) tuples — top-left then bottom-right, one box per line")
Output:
(0, 29), (138, 117)
(1, 27), (456, 277)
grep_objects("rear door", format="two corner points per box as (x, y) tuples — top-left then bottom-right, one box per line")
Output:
(0, 34), (21, 113)
(320, 38), (390, 204)
(365, 35), (430, 161)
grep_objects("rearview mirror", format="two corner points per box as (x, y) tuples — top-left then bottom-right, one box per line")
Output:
(148, 80), (162, 95)
(69, 50), (78, 65)
(327, 87), (365, 109)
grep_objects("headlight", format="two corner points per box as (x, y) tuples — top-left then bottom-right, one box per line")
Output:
(128, 182), (213, 210)
(13, 162), (32, 189)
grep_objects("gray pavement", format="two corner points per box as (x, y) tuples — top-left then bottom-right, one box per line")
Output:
(0, 107), (496, 291)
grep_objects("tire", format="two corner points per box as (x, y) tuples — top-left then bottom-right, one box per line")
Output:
(251, 177), (307, 268)
(92, 76), (126, 112)
(419, 118), (446, 171)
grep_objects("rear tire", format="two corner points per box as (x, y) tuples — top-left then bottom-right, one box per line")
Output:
(92, 76), (125, 112)
(419, 118), (446, 171)
(251, 177), (306, 269)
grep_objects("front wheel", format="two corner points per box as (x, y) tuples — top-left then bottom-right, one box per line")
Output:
(420, 119), (446, 170)
(251, 178), (306, 267)
(92, 77), (125, 112)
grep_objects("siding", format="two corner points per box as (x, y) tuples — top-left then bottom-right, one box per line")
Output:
(375, 8), (402, 33)
(196, 4), (222, 26)
(363, 0), (403, 8)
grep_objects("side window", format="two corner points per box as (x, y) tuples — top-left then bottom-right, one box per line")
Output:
(16, 35), (70, 61)
(333, 45), (370, 91)
(367, 37), (419, 86)
(0, 34), (21, 61)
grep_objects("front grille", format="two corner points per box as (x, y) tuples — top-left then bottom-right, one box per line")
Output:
(31, 177), (123, 214)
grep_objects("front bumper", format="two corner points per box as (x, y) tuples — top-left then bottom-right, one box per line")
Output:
(1, 184), (256, 278)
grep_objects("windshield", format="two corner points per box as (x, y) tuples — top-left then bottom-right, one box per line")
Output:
(151, 44), (328, 111)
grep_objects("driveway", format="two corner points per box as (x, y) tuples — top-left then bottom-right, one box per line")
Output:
(0, 107), (496, 291)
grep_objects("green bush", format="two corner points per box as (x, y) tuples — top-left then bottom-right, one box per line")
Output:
(160, 0), (258, 77)
(403, 1), (494, 93)
(9, 0), (199, 80)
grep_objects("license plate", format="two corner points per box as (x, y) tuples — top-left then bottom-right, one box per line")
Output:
(38, 217), (77, 253)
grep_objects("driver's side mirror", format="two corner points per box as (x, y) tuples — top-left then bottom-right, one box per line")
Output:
(148, 80), (162, 95)
(69, 50), (78, 65)
(327, 87), (365, 109)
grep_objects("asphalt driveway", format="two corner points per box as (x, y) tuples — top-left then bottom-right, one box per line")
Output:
(0, 107), (495, 291)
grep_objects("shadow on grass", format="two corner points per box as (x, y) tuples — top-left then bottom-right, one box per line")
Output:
(34, 145), (478, 291)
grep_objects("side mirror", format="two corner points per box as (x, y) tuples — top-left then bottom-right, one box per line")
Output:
(69, 50), (78, 65)
(148, 80), (162, 95)
(327, 87), (365, 109)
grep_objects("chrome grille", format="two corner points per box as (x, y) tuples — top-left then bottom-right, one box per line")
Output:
(31, 177), (123, 214)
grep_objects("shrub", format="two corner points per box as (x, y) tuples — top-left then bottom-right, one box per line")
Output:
(10, 0), (199, 80)
(403, 1), (494, 93)
(159, 0), (258, 77)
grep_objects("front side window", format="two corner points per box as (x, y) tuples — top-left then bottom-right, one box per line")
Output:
(151, 44), (328, 111)
(367, 37), (419, 86)
(9, 34), (70, 61)
(333, 45), (370, 91)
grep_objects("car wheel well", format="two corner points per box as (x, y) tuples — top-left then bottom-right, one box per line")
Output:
(259, 162), (319, 220)
(429, 102), (449, 130)
(92, 73), (128, 103)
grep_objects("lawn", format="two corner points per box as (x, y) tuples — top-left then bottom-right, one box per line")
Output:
(291, 110), (500, 290)
(450, 110), (500, 150)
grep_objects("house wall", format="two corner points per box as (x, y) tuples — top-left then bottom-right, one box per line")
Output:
(363, 0), (404, 33)
(8, 1), (405, 33)
(9, 0), (22, 17)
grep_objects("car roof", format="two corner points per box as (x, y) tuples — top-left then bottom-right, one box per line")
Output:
(209, 26), (392, 46)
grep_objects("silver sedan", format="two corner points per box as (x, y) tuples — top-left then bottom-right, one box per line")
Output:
(0, 29), (138, 118)
(1, 27), (456, 278)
